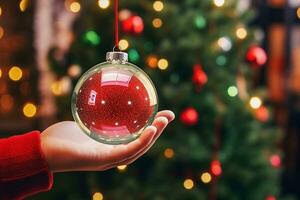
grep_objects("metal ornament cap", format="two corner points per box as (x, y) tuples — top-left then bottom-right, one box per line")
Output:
(106, 51), (128, 63)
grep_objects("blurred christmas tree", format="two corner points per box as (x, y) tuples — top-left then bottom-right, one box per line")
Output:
(36, 0), (290, 199)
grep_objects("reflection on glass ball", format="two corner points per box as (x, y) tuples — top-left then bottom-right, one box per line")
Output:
(72, 54), (158, 144)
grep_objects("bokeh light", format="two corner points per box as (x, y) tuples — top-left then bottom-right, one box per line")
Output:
(249, 96), (262, 109)
(211, 160), (222, 176)
(0, 6), (2, 16)
(19, 0), (28, 12)
(118, 39), (129, 50)
(9, 66), (23, 81)
(117, 165), (127, 171)
(218, 37), (232, 51)
(98, 0), (110, 9)
(146, 55), (158, 68)
(152, 18), (163, 28)
(23, 103), (37, 118)
(69, 1), (81, 13)
(270, 154), (281, 168)
(164, 148), (174, 159)
(195, 16), (206, 29)
(200, 172), (212, 184)
(236, 27), (247, 39)
(68, 64), (82, 78)
(265, 195), (276, 200)
(216, 55), (227, 66)
(153, 1), (164, 12)
(84, 31), (101, 45)
(0, 26), (4, 39)
(158, 58), (168, 70)
(51, 81), (62, 96)
(297, 7), (300, 19)
(227, 86), (238, 97)
(0, 68), (2, 78)
(214, 0), (225, 7)
(93, 192), (104, 200)
(128, 49), (139, 62)
(183, 179), (194, 190)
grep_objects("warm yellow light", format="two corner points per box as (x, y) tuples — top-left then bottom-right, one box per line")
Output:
(98, 0), (110, 9)
(147, 55), (158, 68)
(70, 2), (81, 13)
(164, 148), (174, 159)
(68, 64), (81, 78)
(297, 7), (300, 19)
(158, 58), (168, 70)
(93, 192), (103, 200)
(0, 26), (4, 39)
(214, 0), (225, 7)
(0, 6), (2, 16)
(23, 103), (37, 118)
(153, 1), (164, 12)
(0, 69), (2, 78)
(236, 27), (247, 39)
(117, 165), (127, 171)
(19, 0), (28, 12)
(51, 81), (62, 96)
(152, 18), (163, 28)
(118, 39), (129, 50)
(183, 179), (194, 190)
(249, 96), (262, 109)
(9, 66), (23, 81)
(200, 172), (212, 184)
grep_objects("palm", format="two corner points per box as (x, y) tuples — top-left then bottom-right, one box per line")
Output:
(41, 110), (174, 172)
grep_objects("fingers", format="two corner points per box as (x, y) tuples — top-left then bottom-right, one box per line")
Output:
(155, 110), (175, 122)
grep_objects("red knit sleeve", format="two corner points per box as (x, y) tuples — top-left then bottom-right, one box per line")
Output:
(0, 131), (53, 200)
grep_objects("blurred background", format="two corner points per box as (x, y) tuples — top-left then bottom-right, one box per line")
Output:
(0, 0), (300, 199)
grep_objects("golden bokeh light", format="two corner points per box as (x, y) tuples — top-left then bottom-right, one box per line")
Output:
(297, 7), (300, 19)
(249, 96), (262, 109)
(93, 192), (103, 200)
(236, 27), (247, 39)
(0, 26), (4, 39)
(152, 18), (163, 28)
(0, 68), (2, 78)
(70, 1), (81, 13)
(153, 1), (164, 12)
(51, 81), (63, 96)
(98, 0), (110, 9)
(9, 66), (23, 81)
(164, 148), (174, 159)
(158, 58), (168, 70)
(0, 6), (2, 16)
(146, 55), (158, 68)
(183, 179), (194, 190)
(214, 0), (225, 7)
(118, 39), (129, 50)
(200, 172), (212, 184)
(117, 165), (127, 171)
(23, 103), (37, 118)
(19, 0), (28, 12)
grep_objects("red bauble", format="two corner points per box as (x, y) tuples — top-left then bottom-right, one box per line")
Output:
(180, 107), (199, 126)
(246, 46), (267, 67)
(121, 15), (144, 34)
(76, 71), (154, 136)
(192, 64), (207, 88)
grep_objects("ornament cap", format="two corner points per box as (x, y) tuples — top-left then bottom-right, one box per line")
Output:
(106, 51), (128, 63)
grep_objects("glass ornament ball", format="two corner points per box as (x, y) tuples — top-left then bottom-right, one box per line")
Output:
(71, 52), (158, 145)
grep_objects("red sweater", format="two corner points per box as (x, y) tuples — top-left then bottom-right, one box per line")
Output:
(0, 131), (53, 199)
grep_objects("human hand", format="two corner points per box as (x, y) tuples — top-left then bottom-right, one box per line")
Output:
(41, 110), (175, 172)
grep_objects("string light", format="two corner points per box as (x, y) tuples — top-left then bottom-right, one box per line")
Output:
(93, 192), (104, 200)
(51, 81), (62, 96)
(164, 148), (174, 159)
(214, 0), (225, 7)
(297, 7), (300, 19)
(269, 154), (281, 168)
(236, 27), (247, 39)
(19, 0), (28, 12)
(249, 96), (262, 109)
(153, 1), (164, 12)
(68, 64), (82, 78)
(0, 6), (2, 16)
(23, 103), (37, 118)
(158, 58), (168, 70)
(200, 172), (212, 184)
(98, 0), (110, 9)
(0, 68), (2, 78)
(147, 55), (158, 68)
(227, 86), (238, 97)
(118, 39), (129, 50)
(69, 1), (81, 13)
(84, 31), (101, 45)
(183, 179), (194, 190)
(211, 160), (222, 176)
(9, 66), (23, 81)
(218, 37), (232, 51)
(117, 165), (127, 171)
(152, 18), (163, 28)
(195, 16), (206, 29)
(128, 49), (140, 62)
(0, 26), (4, 39)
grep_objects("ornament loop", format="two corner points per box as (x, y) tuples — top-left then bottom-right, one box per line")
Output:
(106, 51), (128, 63)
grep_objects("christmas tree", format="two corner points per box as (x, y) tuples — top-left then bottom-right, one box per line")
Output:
(35, 0), (287, 199)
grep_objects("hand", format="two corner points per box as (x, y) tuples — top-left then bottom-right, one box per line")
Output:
(41, 110), (175, 172)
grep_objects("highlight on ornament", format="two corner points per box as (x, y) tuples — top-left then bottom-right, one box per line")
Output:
(72, 51), (158, 144)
